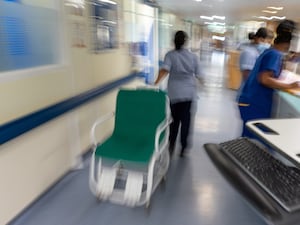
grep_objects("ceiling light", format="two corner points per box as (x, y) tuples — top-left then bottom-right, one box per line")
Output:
(212, 35), (225, 41)
(213, 16), (225, 20)
(200, 15), (225, 20)
(262, 10), (277, 14)
(200, 16), (213, 20)
(195, 0), (202, 2)
(267, 6), (283, 10)
(255, 16), (286, 20)
(204, 21), (226, 26)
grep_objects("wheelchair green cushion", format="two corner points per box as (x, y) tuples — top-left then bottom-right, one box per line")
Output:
(95, 135), (155, 163)
(95, 89), (167, 163)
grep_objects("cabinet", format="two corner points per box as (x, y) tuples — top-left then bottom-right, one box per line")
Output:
(272, 91), (300, 118)
(227, 50), (242, 90)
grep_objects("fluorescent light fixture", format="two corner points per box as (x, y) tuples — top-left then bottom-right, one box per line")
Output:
(262, 10), (277, 14)
(255, 16), (286, 20)
(200, 16), (213, 20)
(204, 21), (226, 26)
(195, 0), (202, 2)
(200, 15), (225, 20)
(214, 16), (225, 20)
(212, 35), (225, 41)
(267, 6), (283, 10)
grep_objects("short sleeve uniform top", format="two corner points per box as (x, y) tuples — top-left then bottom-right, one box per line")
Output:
(161, 48), (201, 103)
(238, 48), (284, 114)
(239, 45), (260, 72)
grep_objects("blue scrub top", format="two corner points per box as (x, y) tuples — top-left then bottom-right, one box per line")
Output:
(238, 48), (284, 115)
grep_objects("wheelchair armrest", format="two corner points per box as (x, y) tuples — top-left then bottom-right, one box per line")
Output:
(154, 116), (172, 154)
(90, 112), (115, 147)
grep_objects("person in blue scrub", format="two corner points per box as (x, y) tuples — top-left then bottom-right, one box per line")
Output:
(154, 30), (201, 157)
(237, 23), (300, 138)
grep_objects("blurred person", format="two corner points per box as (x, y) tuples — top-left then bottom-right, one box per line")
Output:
(236, 31), (255, 50)
(154, 30), (201, 157)
(248, 32), (255, 42)
(276, 19), (296, 34)
(237, 21), (300, 138)
(277, 20), (300, 63)
(239, 27), (274, 82)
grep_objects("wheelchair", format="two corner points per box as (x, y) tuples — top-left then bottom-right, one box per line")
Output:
(89, 88), (172, 208)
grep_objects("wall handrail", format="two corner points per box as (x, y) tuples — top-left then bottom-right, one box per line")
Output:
(0, 72), (140, 145)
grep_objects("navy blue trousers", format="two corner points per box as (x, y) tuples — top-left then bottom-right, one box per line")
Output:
(169, 101), (192, 150)
(238, 103), (271, 138)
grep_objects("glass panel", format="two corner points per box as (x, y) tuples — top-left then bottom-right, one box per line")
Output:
(90, 0), (118, 52)
(0, 1), (61, 72)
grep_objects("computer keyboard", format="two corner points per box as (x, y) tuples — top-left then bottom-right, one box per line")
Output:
(219, 138), (300, 212)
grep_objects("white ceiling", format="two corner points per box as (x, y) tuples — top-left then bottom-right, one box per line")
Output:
(155, 0), (300, 25)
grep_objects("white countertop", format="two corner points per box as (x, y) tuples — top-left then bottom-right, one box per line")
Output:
(246, 118), (300, 165)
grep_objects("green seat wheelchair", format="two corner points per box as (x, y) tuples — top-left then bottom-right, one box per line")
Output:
(89, 88), (172, 208)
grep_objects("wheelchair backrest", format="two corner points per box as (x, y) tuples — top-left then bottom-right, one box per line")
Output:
(113, 89), (167, 141)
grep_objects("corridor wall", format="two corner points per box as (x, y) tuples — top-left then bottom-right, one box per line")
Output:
(0, 0), (199, 223)
(0, 0), (135, 224)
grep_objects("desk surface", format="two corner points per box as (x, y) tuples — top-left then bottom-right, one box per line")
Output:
(246, 118), (300, 166)
(285, 87), (300, 97)
(278, 70), (300, 97)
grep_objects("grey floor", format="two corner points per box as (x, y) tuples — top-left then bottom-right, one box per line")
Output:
(9, 51), (268, 225)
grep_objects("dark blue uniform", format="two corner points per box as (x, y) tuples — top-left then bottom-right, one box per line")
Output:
(237, 48), (284, 137)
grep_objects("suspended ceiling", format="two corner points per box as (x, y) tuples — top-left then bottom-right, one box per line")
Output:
(155, 0), (300, 26)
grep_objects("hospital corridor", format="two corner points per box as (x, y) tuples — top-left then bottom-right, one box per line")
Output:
(8, 51), (267, 225)
(2, 1), (300, 225)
